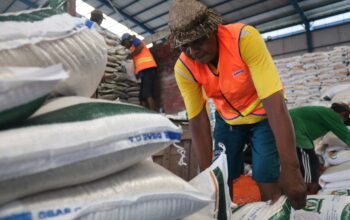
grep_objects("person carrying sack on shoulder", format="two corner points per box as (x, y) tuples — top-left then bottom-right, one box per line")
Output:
(121, 33), (158, 111)
(168, 0), (306, 209)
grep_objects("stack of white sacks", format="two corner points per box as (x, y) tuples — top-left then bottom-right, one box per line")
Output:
(0, 10), (219, 220)
(275, 46), (350, 108)
(319, 130), (350, 193)
(97, 30), (141, 105)
(316, 83), (350, 193)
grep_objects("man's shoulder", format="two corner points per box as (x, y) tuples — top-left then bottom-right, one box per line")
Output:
(132, 37), (142, 46)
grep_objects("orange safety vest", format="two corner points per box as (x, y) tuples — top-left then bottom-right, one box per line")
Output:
(132, 42), (157, 74)
(179, 23), (266, 120)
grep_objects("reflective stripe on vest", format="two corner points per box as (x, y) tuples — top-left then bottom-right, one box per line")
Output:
(132, 42), (157, 74)
(179, 23), (266, 120)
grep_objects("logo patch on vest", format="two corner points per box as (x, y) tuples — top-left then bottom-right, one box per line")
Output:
(232, 69), (244, 76)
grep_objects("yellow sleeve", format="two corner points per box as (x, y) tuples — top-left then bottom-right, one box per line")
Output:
(174, 59), (206, 119)
(239, 25), (283, 99)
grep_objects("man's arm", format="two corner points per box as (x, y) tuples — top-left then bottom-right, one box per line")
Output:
(189, 106), (213, 171)
(174, 57), (210, 170)
(262, 90), (306, 209)
(128, 43), (143, 59)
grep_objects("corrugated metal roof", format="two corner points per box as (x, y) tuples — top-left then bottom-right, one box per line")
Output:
(1, 0), (349, 37)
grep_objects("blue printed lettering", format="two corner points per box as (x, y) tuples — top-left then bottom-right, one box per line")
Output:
(136, 135), (142, 142)
(38, 208), (71, 219)
(128, 132), (166, 143)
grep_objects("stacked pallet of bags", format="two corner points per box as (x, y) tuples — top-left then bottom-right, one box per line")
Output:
(275, 46), (350, 108)
(97, 31), (141, 105)
(0, 97), (211, 220)
(0, 10), (211, 220)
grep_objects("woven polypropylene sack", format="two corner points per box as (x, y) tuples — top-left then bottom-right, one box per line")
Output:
(322, 131), (349, 148)
(0, 97), (182, 205)
(319, 161), (350, 189)
(184, 152), (231, 220)
(321, 83), (350, 101)
(0, 12), (107, 97)
(324, 150), (350, 166)
(0, 161), (211, 220)
(231, 196), (292, 220)
(0, 65), (68, 128)
(293, 195), (350, 220)
(332, 88), (350, 106)
(0, 7), (63, 22)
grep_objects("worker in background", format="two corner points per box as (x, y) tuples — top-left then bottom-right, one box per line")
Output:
(289, 103), (350, 194)
(121, 33), (158, 111)
(90, 9), (104, 26)
(168, 0), (306, 209)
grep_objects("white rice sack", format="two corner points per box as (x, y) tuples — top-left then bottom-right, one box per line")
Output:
(322, 132), (349, 147)
(184, 152), (232, 220)
(121, 60), (136, 81)
(231, 196), (292, 219)
(0, 161), (211, 220)
(0, 64), (68, 128)
(323, 149), (350, 166)
(325, 145), (348, 153)
(321, 180), (350, 190)
(293, 195), (350, 220)
(318, 188), (350, 196)
(0, 13), (107, 97)
(321, 83), (350, 101)
(0, 96), (182, 205)
(319, 161), (350, 187)
(332, 88), (350, 106)
(230, 195), (347, 220)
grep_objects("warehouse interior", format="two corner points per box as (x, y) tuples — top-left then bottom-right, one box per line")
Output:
(1, 0), (350, 219)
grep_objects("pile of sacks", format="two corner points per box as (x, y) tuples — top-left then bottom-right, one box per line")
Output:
(275, 46), (350, 108)
(97, 31), (141, 105)
(0, 10), (213, 220)
(319, 130), (350, 192)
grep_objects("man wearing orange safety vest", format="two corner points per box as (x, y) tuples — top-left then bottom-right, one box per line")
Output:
(121, 33), (158, 111)
(168, 0), (306, 210)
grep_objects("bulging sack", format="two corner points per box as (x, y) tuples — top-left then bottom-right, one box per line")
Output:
(323, 149), (350, 166)
(0, 97), (182, 205)
(321, 83), (350, 101)
(231, 196), (292, 220)
(0, 13), (107, 97)
(185, 152), (232, 220)
(319, 161), (350, 188)
(0, 161), (211, 220)
(322, 131), (349, 148)
(0, 64), (68, 128)
(332, 88), (350, 106)
(293, 195), (350, 220)
(318, 188), (350, 196)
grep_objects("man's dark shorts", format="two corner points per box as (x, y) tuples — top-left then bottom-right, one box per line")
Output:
(139, 67), (156, 101)
(296, 147), (320, 183)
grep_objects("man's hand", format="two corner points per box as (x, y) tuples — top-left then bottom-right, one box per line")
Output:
(126, 54), (133, 60)
(262, 90), (307, 210)
(279, 166), (307, 209)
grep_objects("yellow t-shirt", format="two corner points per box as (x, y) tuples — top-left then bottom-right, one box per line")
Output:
(174, 25), (283, 125)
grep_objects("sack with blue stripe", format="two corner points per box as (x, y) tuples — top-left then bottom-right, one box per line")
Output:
(0, 96), (182, 205)
(0, 160), (210, 220)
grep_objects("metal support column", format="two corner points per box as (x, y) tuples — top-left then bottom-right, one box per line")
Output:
(289, 0), (313, 52)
